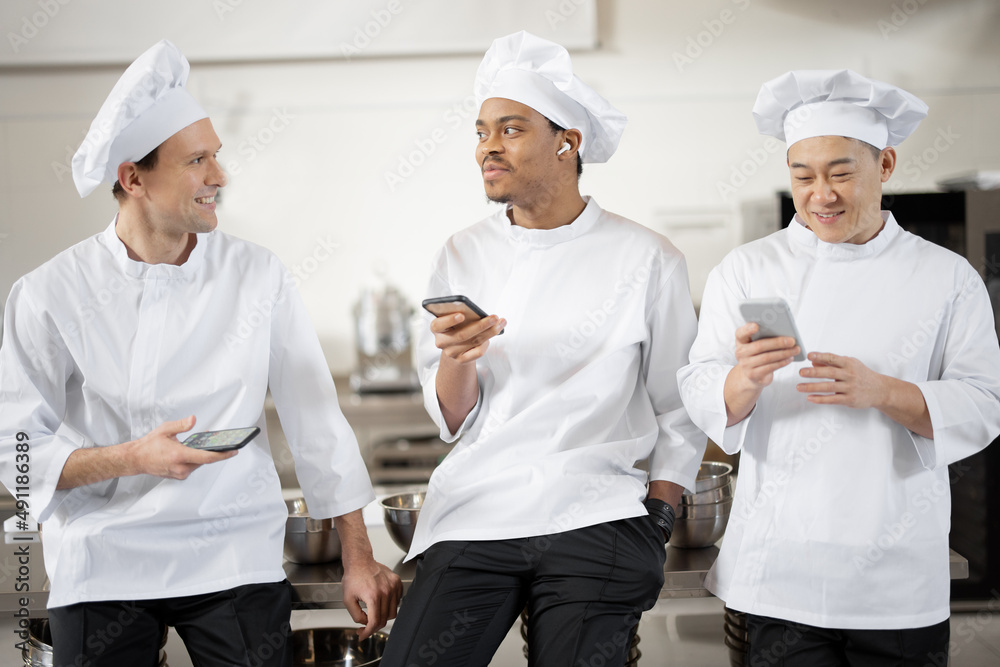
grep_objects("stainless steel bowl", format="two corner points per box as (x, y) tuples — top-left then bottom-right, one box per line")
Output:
(692, 461), (733, 493)
(380, 492), (424, 552)
(669, 512), (730, 548)
(677, 497), (733, 519)
(681, 478), (734, 505)
(292, 627), (388, 666)
(284, 498), (342, 564)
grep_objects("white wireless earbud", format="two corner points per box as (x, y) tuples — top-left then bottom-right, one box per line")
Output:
(557, 142), (571, 155)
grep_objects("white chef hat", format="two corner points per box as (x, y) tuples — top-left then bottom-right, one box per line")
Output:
(752, 69), (928, 149)
(71, 39), (208, 197)
(474, 31), (626, 164)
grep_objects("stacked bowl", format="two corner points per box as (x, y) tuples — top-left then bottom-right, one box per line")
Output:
(670, 461), (734, 548)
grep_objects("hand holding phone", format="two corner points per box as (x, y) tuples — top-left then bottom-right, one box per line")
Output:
(182, 426), (260, 452)
(422, 295), (504, 335)
(739, 298), (806, 361)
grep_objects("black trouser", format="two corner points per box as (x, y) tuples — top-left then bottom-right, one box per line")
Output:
(380, 516), (666, 667)
(49, 580), (293, 667)
(746, 613), (951, 666)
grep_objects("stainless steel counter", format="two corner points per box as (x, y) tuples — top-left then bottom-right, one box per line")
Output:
(0, 528), (968, 614)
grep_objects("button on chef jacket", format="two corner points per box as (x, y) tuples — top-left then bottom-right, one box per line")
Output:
(0, 220), (373, 608)
(407, 197), (706, 559)
(678, 213), (1000, 630)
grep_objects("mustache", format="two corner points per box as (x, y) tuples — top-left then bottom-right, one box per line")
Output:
(482, 157), (512, 172)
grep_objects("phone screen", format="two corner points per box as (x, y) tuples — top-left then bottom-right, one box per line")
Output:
(182, 427), (260, 452)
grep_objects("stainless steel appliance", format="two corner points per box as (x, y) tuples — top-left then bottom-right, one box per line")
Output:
(349, 285), (420, 393)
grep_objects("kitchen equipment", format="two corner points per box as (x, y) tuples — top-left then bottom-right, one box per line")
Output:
(284, 498), (342, 564)
(291, 627), (388, 666)
(671, 462), (734, 548)
(367, 436), (452, 485)
(690, 461), (733, 493)
(23, 618), (168, 666)
(379, 492), (424, 552)
(350, 285), (419, 393)
(681, 478), (735, 505)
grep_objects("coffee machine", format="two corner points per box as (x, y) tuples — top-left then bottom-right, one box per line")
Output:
(349, 284), (420, 393)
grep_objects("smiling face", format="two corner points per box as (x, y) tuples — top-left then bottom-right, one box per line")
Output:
(787, 135), (896, 245)
(475, 97), (571, 208)
(131, 117), (228, 236)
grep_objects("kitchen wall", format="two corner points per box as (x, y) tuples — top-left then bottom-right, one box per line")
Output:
(1, 0), (998, 373)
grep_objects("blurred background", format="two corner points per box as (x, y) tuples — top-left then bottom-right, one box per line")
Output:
(1, 0), (998, 372)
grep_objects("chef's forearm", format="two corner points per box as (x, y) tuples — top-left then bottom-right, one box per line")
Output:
(876, 375), (934, 439)
(723, 366), (763, 426)
(435, 352), (479, 434)
(57, 443), (134, 490)
(333, 509), (376, 567)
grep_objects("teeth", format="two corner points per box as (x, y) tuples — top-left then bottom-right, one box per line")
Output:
(816, 213), (837, 219)
(195, 196), (215, 204)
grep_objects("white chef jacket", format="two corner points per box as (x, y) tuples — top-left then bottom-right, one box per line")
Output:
(678, 212), (1000, 630)
(407, 197), (706, 560)
(0, 220), (374, 608)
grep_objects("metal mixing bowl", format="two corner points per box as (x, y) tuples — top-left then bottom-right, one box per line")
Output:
(291, 627), (388, 666)
(669, 512), (730, 548)
(681, 478), (735, 505)
(677, 497), (733, 519)
(691, 461), (734, 493)
(379, 492), (424, 552)
(284, 497), (342, 564)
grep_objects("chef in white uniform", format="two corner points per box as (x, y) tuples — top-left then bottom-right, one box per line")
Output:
(678, 69), (1000, 665)
(379, 32), (705, 667)
(0, 40), (401, 667)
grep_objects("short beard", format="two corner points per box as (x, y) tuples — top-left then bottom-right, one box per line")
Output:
(485, 192), (512, 205)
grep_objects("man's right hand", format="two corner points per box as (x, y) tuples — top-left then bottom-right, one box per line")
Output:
(723, 322), (800, 426)
(57, 415), (236, 490)
(125, 416), (237, 480)
(431, 311), (506, 364)
(431, 312), (506, 435)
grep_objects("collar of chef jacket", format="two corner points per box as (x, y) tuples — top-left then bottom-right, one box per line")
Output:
(98, 216), (210, 280)
(503, 195), (601, 247)
(788, 210), (899, 261)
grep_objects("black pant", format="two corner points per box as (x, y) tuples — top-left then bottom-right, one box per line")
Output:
(745, 613), (951, 666)
(49, 580), (293, 667)
(380, 516), (666, 667)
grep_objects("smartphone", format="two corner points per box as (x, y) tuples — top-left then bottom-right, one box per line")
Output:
(739, 298), (806, 361)
(422, 295), (504, 335)
(182, 426), (261, 452)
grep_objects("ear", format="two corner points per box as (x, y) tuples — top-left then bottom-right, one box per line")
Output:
(116, 162), (145, 198)
(558, 128), (583, 159)
(878, 147), (897, 183)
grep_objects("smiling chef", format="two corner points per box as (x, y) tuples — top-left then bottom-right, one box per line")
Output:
(678, 70), (1000, 665)
(0, 40), (400, 666)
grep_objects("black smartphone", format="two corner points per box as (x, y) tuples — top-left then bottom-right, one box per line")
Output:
(422, 295), (503, 334)
(182, 426), (261, 452)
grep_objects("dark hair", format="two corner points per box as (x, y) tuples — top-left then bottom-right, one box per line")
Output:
(853, 138), (883, 162)
(547, 118), (583, 178)
(111, 146), (160, 202)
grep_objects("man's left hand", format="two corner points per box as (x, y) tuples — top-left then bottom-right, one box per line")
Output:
(797, 352), (884, 408)
(341, 558), (403, 640)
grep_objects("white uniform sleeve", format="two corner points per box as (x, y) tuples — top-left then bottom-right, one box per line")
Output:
(417, 255), (483, 443)
(0, 281), (106, 524)
(910, 266), (1000, 469)
(677, 259), (755, 454)
(645, 254), (707, 492)
(267, 267), (374, 519)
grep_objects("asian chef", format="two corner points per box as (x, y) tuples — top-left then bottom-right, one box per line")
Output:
(678, 69), (1000, 665)
(379, 31), (706, 667)
(0, 40), (401, 667)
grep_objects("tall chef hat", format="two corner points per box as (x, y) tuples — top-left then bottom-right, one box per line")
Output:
(474, 31), (627, 164)
(72, 39), (208, 197)
(752, 69), (928, 149)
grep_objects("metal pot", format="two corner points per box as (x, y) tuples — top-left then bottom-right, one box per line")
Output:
(284, 498), (342, 564)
